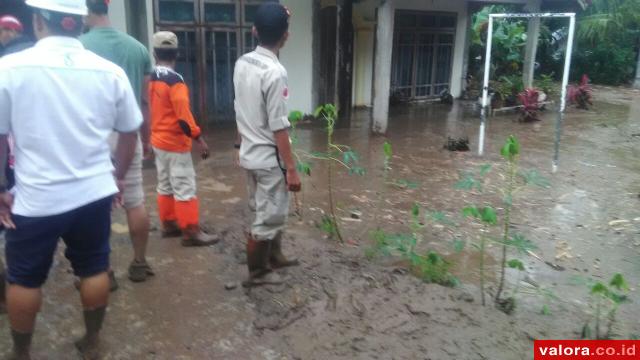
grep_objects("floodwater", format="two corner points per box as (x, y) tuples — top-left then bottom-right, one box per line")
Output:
(1, 86), (639, 359)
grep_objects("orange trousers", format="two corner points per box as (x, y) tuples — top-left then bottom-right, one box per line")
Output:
(157, 194), (199, 229)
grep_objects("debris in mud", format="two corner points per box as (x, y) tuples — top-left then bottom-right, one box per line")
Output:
(496, 297), (516, 315)
(444, 137), (470, 152)
(225, 282), (238, 290)
(111, 223), (129, 234)
(555, 241), (574, 260)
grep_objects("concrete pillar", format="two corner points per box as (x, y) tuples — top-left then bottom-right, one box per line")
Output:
(372, 0), (394, 135)
(109, 0), (128, 33)
(523, 0), (542, 88)
(634, 50), (640, 89)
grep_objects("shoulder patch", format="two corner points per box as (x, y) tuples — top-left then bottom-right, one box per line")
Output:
(240, 55), (268, 70)
(152, 67), (184, 86)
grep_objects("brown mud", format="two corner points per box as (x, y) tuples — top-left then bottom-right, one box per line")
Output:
(1, 86), (639, 359)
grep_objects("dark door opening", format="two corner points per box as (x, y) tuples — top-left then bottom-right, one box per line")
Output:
(317, 5), (337, 106)
(391, 11), (456, 101)
(154, 0), (277, 126)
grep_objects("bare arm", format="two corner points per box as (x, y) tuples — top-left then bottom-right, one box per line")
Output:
(0, 134), (14, 228)
(0, 134), (7, 187)
(114, 131), (138, 181)
(140, 75), (151, 148)
(274, 129), (300, 192)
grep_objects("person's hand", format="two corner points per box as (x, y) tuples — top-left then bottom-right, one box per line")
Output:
(234, 149), (240, 167)
(196, 138), (209, 160)
(113, 179), (125, 209)
(286, 170), (301, 192)
(143, 142), (153, 160)
(0, 191), (15, 229)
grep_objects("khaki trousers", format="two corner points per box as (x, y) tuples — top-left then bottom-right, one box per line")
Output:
(246, 167), (289, 241)
(153, 147), (197, 201)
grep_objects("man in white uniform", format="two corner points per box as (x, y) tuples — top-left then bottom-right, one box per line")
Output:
(0, 0), (141, 358)
(234, 3), (301, 287)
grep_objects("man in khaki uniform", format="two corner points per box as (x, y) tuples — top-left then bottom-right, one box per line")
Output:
(234, 3), (300, 287)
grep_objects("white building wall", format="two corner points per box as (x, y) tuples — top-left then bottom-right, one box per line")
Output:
(353, 0), (533, 106)
(280, 0), (314, 114)
(108, 0), (128, 33)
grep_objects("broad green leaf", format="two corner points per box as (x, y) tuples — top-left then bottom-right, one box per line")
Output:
(520, 169), (551, 188)
(480, 207), (497, 225)
(462, 206), (481, 219)
(590, 282), (609, 296)
(507, 259), (525, 271)
(455, 175), (477, 191)
(343, 150), (359, 165)
(609, 273), (630, 292)
(608, 292), (629, 305)
(383, 141), (393, 159)
(412, 203), (420, 217)
(426, 251), (444, 265)
(541, 305), (551, 316)
(501, 135), (520, 160)
(453, 239), (466, 252)
(504, 234), (537, 254)
(349, 166), (366, 176)
(296, 161), (312, 176)
(429, 211), (456, 226)
(313, 106), (324, 118)
(288, 110), (304, 125)
(479, 164), (492, 177)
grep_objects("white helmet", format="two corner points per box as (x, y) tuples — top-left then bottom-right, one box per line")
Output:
(25, 0), (88, 16)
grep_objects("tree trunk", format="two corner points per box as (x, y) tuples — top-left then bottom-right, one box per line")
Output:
(634, 47), (640, 89)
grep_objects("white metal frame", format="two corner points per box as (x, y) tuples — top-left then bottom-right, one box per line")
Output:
(478, 13), (576, 172)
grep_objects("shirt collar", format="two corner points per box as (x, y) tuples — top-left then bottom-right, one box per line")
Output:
(35, 36), (84, 50)
(255, 46), (279, 61)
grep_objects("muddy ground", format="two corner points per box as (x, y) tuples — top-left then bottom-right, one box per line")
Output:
(1, 86), (639, 359)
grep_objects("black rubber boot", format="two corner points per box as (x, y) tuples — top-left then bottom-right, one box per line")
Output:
(10, 329), (33, 360)
(270, 235), (299, 269)
(242, 234), (286, 288)
(75, 306), (106, 360)
(0, 269), (6, 314)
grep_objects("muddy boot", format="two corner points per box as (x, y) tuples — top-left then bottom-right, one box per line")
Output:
(128, 260), (155, 283)
(161, 220), (182, 238)
(270, 235), (299, 269)
(0, 269), (6, 314)
(181, 225), (220, 247)
(242, 235), (286, 288)
(75, 306), (106, 360)
(10, 330), (32, 360)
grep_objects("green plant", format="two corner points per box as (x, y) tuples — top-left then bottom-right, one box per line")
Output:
(581, 273), (630, 340)
(491, 75), (524, 106)
(288, 110), (311, 218)
(306, 104), (365, 242)
(368, 204), (458, 287)
(456, 136), (546, 312)
(534, 73), (557, 99)
(383, 140), (392, 183)
(462, 205), (497, 306)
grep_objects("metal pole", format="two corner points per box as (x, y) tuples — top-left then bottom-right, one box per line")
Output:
(553, 14), (576, 173)
(478, 16), (494, 156)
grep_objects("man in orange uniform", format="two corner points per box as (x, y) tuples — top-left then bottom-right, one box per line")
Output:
(149, 31), (219, 247)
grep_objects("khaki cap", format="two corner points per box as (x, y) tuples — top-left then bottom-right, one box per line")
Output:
(152, 31), (178, 49)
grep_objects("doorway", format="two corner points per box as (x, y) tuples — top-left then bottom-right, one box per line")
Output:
(391, 11), (457, 101)
(154, 0), (277, 125)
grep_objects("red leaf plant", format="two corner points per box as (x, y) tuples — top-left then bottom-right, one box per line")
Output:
(518, 88), (543, 122)
(568, 75), (593, 110)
